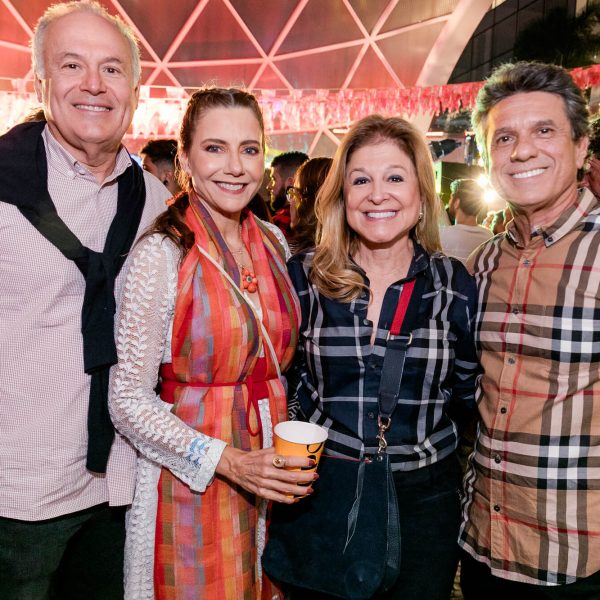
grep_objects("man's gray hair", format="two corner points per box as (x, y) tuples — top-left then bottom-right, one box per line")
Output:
(472, 61), (589, 165)
(32, 0), (141, 83)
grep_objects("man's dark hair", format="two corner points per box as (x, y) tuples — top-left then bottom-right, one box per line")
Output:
(449, 178), (485, 218)
(271, 151), (309, 178)
(472, 61), (589, 165)
(139, 138), (177, 167)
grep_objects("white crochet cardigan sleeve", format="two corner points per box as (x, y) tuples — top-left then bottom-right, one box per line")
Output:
(109, 234), (226, 492)
(262, 219), (291, 260)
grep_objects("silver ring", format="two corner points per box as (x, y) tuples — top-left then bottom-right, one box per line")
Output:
(272, 455), (285, 469)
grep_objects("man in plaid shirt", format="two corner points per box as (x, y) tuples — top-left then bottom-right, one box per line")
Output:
(459, 61), (600, 597)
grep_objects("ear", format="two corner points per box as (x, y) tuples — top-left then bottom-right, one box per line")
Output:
(285, 175), (295, 187)
(575, 135), (589, 170)
(179, 153), (190, 177)
(132, 79), (140, 110)
(34, 74), (43, 103)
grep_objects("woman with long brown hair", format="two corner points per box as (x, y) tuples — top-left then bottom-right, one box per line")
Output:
(287, 156), (332, 254)
(109, 87), (314, 599)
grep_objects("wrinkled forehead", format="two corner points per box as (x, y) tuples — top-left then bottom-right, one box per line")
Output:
(484, 91), (572, 140)
(44, 11), (133, 68)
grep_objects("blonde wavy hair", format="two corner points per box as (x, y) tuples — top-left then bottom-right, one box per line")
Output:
(311, 114), (441, 302)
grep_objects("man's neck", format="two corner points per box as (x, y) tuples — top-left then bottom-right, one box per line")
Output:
(511, 187), (580, 245)
(81, 154), (119, 183)
(46, 122), (120, 183)
(455, 214), (478, 226)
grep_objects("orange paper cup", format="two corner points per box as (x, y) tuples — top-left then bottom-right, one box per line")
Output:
(273, 421), (328, 473)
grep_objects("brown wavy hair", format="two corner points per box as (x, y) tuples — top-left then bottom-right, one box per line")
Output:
(143, 87), (265, 257)
(288, 157), (332, 254)
(311, 114), (441, 302)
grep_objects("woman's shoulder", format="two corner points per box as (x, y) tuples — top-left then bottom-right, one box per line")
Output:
(429, 251), (471, 276)
(129, 232), (182, 267)
(258, 219), (291, 259)
(287, 248), (315, 269)
(427, 251), (476, 298)
(286, 249), (315, 293)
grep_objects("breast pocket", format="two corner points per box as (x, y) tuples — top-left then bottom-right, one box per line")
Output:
(408, 319), (457, 380)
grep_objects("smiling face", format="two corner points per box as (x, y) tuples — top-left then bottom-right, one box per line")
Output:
(486, 91), (588, 220)
(344, 139), (421, 252)
(34, 11), (139, 164)
(179, 106), (264, 227)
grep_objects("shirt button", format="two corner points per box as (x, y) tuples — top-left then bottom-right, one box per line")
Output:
(500, 407), (507, 414)
(512, 307), (519, 315)
(367, 412), (375, 419)
(507, 356), (516, 365)
(547, 236), (554, 243)
(494, 454), (501, 464)
(523, 259), (530, 266)
(493, 504), (501, 512)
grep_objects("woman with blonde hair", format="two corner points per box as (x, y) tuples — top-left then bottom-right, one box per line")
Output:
(109, 87), (315, 599)
(286, 114), (479, 598)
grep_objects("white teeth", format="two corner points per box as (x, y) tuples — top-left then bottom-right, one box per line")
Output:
(75, 104), (109, 112)
(512, 168), (544, 179)
(366, 211), (396, 219)
(218, 182), (244, 191)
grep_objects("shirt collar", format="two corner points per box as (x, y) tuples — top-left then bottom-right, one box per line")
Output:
(42, 124), (132, 184)
(505, 187), (597, 248)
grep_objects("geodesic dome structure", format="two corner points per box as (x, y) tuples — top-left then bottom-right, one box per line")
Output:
(0, 0), (492, 153)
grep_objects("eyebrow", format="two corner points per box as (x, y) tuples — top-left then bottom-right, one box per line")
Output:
(492, 119), (557, 136)
(348, 164), (406, 176)
(201, 138), (262, 146)
(57, 51), (126, 65)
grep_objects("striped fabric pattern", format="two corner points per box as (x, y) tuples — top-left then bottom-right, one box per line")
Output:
(154, 193), (299, 599)
(459, 189), (600, 585)
(288, 243), (479, 470)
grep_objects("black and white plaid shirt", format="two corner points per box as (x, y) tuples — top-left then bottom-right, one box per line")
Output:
(288, 243), (480, 471)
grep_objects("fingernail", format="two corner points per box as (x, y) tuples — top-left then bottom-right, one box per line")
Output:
(306, 487), (314, 494)
(313, 473), (319, 480)
(309, 459), (317, 467)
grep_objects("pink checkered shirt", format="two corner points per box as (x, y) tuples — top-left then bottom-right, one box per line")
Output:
(0, 126), (169, 520)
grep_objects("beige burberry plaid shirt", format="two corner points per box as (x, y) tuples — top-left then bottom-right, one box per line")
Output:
(0, 126), (169, 521)
(459, 188), (600, 585)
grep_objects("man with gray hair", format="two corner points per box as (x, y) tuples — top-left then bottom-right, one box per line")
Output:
(459, 61), (600, 597)
(0, 2), (169, 598)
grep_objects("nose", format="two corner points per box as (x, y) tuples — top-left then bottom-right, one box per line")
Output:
(226, 151), (244, 176)
(369, 180), (387, 203)
(510, 134), (537, 162)
(80, 68), (106, 95)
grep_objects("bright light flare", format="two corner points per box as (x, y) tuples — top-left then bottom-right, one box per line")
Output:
(484, 188), (499, 204)
(477, 174), (489, 188)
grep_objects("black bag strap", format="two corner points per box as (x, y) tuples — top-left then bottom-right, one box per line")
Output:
(376, 274), (426, 454)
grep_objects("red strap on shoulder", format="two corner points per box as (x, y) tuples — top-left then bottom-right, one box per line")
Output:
(389, 279), (416, 336)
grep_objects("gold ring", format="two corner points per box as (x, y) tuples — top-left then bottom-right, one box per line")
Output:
(272, 455), (285, 469)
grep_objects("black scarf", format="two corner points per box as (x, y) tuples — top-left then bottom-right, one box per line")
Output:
(0, 121), (146, 473)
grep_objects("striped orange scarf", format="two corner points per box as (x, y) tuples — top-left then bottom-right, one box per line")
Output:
(155, 192), (299, 599)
